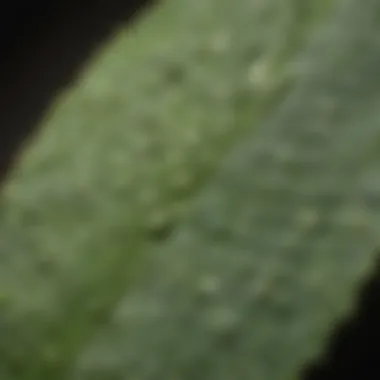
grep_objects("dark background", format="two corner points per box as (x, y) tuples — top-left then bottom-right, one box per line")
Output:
(0, 0), (155, 181)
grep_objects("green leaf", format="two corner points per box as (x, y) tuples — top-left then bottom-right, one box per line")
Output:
(1, 0), (379, 379)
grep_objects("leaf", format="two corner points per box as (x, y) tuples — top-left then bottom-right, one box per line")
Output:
(1, 0), (379, 379)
